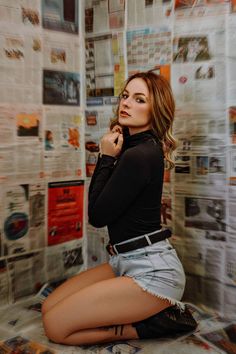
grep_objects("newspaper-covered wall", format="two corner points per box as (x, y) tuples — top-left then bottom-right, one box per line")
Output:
(0, 0), (235, 322)
(84, 0), (236, 321)
(0, 0), (86, 306)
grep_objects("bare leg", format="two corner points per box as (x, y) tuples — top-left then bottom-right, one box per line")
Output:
(42, 263), (116, 314)
(43, 276), (171, 345)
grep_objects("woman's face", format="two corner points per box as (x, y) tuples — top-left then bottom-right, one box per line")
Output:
(118, 78), (151, 135)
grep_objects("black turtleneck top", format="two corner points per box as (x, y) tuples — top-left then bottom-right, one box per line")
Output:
(88, 130), (164, 245)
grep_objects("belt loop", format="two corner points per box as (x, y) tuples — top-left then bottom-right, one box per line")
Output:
(145, 235), (152, 246)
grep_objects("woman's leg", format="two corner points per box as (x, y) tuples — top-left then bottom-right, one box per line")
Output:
(41, 262), (116, 315)
(42, 275), (171, 345)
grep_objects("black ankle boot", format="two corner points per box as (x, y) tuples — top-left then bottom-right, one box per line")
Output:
(132, 304), (198, 339)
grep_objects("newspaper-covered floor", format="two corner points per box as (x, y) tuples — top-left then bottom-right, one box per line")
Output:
(0, 284), (235, 354)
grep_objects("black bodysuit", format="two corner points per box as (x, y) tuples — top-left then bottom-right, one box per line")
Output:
(88, 129), (164, 245)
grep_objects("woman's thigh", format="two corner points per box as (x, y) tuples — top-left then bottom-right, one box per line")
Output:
(43, 275), (170, 343)
(42, 262), (116, 314)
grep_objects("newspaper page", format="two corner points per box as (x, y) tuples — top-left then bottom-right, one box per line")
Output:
(159, 334), (222, 354)
(1, 183), (46, 256)
(0, 26), (42, 104)
(174, 0), (230, 19)
(87, 223), (109, 269)
(227, 58), (236, 106)
(45, 239), (84, 283)
(86, 34), (121, 106)
(43, 31), (80, 73)
(7, 250), (46, 303)
(112, 32), (126, 96)
(224, 285), (236, 320)
(172, 16), (226, 111)
(43, 106), (84, 180)
(0, 1), (41, 26)
(0, 259), (10, 307)
(127, 27), (172, 74)
(0, 335), (55, 354)
(200, 322), (236, 353)
(85, 32), (125, 105)
(47, 180), (84, 246)
(85, 106), (114, 177)
(42, 0), (79, 34)
(0, 105), (43, 182)
(85, 0), (125, 33)
(127, 0), (173, 28)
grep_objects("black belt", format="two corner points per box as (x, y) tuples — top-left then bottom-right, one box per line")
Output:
(106, 228), (172, 256)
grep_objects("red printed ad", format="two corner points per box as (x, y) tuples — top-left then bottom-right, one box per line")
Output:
(48, 180), (84, 246)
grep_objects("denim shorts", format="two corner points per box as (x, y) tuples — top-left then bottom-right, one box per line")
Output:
(109, 238), (186, 309)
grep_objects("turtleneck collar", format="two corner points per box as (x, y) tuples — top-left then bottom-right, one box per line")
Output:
(122, 129), (158, 150)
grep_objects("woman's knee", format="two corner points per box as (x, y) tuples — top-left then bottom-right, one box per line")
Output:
(41, 297), (52, 316)
(43, 310), (66, 344)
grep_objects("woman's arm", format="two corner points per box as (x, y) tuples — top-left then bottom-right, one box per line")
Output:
(88, 149), (151, 228)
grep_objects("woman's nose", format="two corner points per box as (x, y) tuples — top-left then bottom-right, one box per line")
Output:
(122, 97), (131, 107)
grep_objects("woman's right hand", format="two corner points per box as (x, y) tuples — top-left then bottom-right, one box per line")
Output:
(100, 131), (123, 158)
(111, 124), (123, 134)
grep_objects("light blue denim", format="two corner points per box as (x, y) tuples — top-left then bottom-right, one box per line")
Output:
(109, 238), (186, 310)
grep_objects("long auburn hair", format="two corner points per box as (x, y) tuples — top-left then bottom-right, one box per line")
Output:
(110, 71), (177, 169)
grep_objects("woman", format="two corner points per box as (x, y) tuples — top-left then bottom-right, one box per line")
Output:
(42, 71), (197, 345)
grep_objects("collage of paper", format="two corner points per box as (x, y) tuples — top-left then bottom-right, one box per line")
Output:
(0, 0), (236, 352)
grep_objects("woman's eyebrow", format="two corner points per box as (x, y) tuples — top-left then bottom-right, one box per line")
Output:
(123, 89), (147, 97)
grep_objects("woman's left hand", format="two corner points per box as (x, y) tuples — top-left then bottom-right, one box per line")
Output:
(100, 131), (123, 157)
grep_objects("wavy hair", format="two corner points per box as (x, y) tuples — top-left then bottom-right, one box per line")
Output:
(110, 71), (177, 168)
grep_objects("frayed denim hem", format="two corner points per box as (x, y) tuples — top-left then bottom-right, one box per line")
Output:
(127, 275), (186, 312)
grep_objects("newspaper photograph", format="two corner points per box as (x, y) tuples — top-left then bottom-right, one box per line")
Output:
(86, 34), (121, 106)
(184, 196), (226, 231)
(42, 0), (79, 34)
(46, 239), (84, 282)
(43, 69), (80, 106)
(174, 190), (227, 239)
(174, 0), (229, 19)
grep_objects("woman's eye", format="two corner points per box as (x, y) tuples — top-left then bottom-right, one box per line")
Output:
(136, 97), (145, 103)
(121, 93), (128, 99)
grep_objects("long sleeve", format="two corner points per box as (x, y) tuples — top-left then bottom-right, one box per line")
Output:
(88, 154), (115, 200)
(88, 149), (151, 228)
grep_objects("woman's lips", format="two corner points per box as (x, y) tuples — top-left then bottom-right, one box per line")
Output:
(120, 110), (131, 117)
